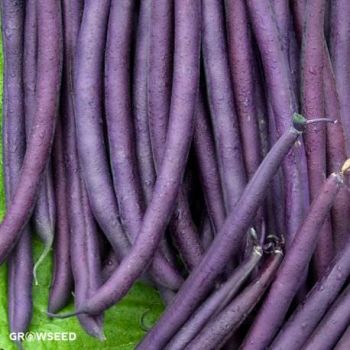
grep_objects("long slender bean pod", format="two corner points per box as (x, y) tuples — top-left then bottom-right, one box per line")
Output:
(73, 0), (130, 260)
(323, 50), (350, 253)
(2, 0), (33, 339)
(303, 284), (350, 350)
(301, 0), (333, 277)
(272, 228), (350, 349)
(133, 0), (154, 203)
(193, 94), (226, 233)
(335, 325), (350, 350)
(186, 251), (282, 350)
(330, 0), (350, 155)
(242, 167), (346, 350)
(105, 0), (183, 288)
(247, 0), (309, 245)
(137, 115), (311, 349)
(22, 0), (55, 282)
(225, 0), (261, 179)
(203, 0), (246, 211)
(148, 0), (203, 270)
(48, 114), (73, 313)
(166, 247), (263, 350)
(49, 0), (200, 319)
(0, 0), (62, 262)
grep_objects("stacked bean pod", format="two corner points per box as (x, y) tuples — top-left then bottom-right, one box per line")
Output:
(2, 0), (350, 349)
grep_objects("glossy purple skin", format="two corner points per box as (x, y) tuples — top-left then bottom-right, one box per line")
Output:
(23, 0), (56, 260)
(148, 0), (173, 169)
(323, 50), (350, 253)
(193, 93), (226, 234)
(104, 0), (183, 288)
(303, 284), (350, 350)
(202, 0), (246, 212)
(0, 0), (62, 263)
(2, 0), (33, 336)
(301, 0), (333, 277)
(292, 0), (350, 255)
(47, 0), (83, 315)
(335, 325), (350, 350)
(187, 252), (282, 350)
(73, 0), (130, 260)
(133, 0), (178, 273)
(247, 0), (309, 245)
(133, 0), (154, 203)
(48, 118), (73, 314)
(242, 173), (343, 350)
(225, 0), (261, 180)
(51, 0), (103, 337)
(148, 0), (203, 270)
(272, 233), (350, 350)
(138, 122), (305, 350)
(74, 0), (201, 317)
(166, 248), (262, 350)
(330, 0), (350, 155)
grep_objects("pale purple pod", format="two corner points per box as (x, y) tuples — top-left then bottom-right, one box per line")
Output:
(323, 48), (350, 253)
(137, 116), (308, 349)
(73, 0), (130, 260)
(303, 284), (350, 350)
(2, 0), (33, 339)
(247, 0), (309, 245)
(272, 231), (350, 350)
(225, 0), (261, 180)
(193, 94), (226, 233)
(23, 0), (55, 281)
(104, 0), (183, 288)
(0, 0), (62, 262)
(335, 325), (350, 350)
(48, 118), (73, 313)
(186, 251), (282, 350)
(242, 173), (344, 350)
(133, 0), (154, 203)
(202, 0), (246, 211)
(330, 0), (350, 155)
(55, 0), (201, 319)
(301, 0), (333, 277)
(166, 247), (263, 350)
(148, 0), (203, 270)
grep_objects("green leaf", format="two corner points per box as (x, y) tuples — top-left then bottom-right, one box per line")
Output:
(0, 31), (164, 350)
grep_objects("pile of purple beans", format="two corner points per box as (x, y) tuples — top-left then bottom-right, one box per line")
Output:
(2, 0), (350, 349)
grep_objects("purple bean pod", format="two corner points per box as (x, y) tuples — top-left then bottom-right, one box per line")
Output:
(137, 115), (309, 349)
(323, 48), (350, 253)
(247, 0), (309, 246)
(2, 0), (33, 340)
(303, 284), (350, 350)
(148, 0), (203, 270)
(53, 0), (201, 319)
(330, 0), (350, 155)
(272, 228), (350, 350)
(335, 325), (350, 350)
(186, 251), (282, 350)
(166, 246), (263, 350)
(105, 0), (183, 289)
(0, 0), (62, 262)
(22, 0), (55, 281)
(133, 0), (154, 204)
(73, 0), (130, 260)
(48, 115), (73, 313)
(242, 172), (344, 349)
(202, 0), (246, 211)
(193, 93), (226, 233)
(225, 0), (261, 179)
(301, 0), (333, 277)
